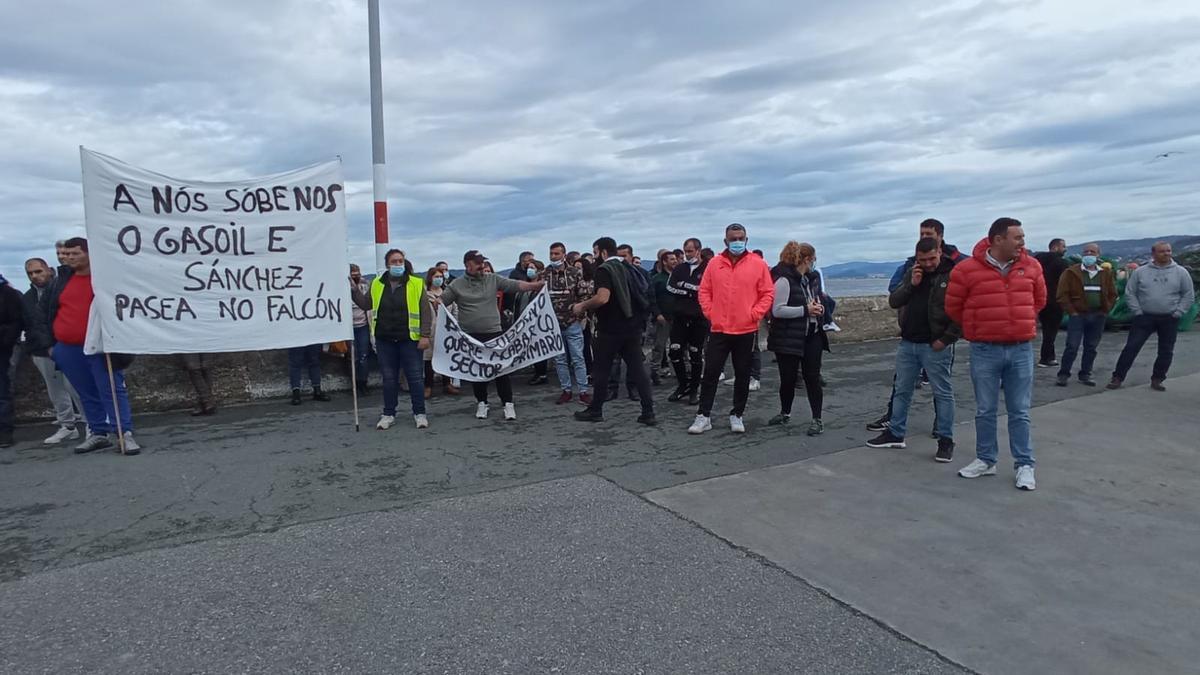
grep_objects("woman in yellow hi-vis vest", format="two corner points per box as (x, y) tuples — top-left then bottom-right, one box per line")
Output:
(370, 249), (433, 430)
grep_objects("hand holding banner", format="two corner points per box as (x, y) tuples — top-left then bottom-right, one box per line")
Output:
(433, 288), (564, 382)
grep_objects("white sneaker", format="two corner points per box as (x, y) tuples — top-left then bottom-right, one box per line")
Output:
(688, 414), (713, 434)
(503, 403), (517, 421)
(719, 372), (727, 382)
(414, 414), (429, 429)
(475, 403), (489, 419)
(376, 414), (396, 430)
(121, 431), (142, 453)
(44, 426), (79, 445)
(730, 415), (746, 433)
(958, 459), (997, 479)
(823, 321), (842, 332)
(748, 378), (761, 392)
(1015, 465), (1036, 491)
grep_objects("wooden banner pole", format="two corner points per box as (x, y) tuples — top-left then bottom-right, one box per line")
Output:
(104, 354), (127, 455)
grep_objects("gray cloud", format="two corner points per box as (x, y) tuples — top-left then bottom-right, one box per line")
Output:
(2, 0), (1200, 282)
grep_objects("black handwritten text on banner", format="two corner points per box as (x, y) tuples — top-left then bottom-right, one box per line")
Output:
(80, 148), (350, 354)
(432, 289), (564, 382)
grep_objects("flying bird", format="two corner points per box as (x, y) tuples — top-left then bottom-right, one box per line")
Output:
(1149, 151), (1184, 162)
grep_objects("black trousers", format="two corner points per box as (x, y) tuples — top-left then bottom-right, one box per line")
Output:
(1038, 305), (1063, 363)
(467, 331), (513, 404)
(775, 334), (824, 420)
(588, 332), (654, 415)
(669, 313), (710, 392)
(608, 358), (649, 392)
(697, 332), (755, 417)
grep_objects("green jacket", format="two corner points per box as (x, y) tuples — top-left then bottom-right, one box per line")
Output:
(888, 256), (961, 345)
(651, 271), (674, 318)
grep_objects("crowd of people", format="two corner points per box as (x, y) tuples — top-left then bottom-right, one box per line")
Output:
(1, 221), (1193, 495)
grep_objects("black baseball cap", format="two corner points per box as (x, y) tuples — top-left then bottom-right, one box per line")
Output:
(463, 250), (488, 264)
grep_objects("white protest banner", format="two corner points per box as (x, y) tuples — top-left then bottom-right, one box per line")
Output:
(432, 288), (564, 382)
(79, 148), (350, 354)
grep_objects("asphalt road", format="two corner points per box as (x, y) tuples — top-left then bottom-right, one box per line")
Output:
(3, 331), (1196, 582)
(1, 330), (1195, 673)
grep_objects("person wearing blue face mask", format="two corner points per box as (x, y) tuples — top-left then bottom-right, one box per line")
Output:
(1055, 242), (1118, 387)
(688, 223), (775, 436)
(514, 260), (551, 385)
(370, 249), (433, 431)
(421, 267), (460, 399)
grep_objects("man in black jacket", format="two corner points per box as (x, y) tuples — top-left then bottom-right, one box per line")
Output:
(608, 243), (658, 400)
(18, 258), (83, 444)
(1034, 238), (1070, 367)
(666, 237), (709, 404)
(0, 273), (26, 447)
(867, 238), (961, 462)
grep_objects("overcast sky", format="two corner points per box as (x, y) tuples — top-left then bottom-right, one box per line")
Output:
(2, 0), (1198, 278)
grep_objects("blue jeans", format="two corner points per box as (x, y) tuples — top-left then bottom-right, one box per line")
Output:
(969, 342), (1034, 468)
(1058, 313), (1106, 379)
(554, 322), (589, 393)
(1113, 313), (1178, 381)
(888, 340), (954, 440)
(377, 337), (425, 416)
(52, 343), (134, 436)
(288, 344), (323, 389)
(353, 325), (372, 384)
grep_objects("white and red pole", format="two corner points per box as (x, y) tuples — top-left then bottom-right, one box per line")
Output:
(368, 0), (389, 272)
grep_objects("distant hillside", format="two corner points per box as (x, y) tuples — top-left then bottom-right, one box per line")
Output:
(821, 261), (902, 279)
(1064, 235), (1200, 262)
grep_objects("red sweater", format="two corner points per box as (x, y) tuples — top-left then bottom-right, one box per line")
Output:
(945, 239), (1047, 343)
(53, 274), (93, 346)
(699, 251), (775, 335)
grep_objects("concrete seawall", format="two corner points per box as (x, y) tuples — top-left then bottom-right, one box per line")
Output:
(12, 295), (899, 422)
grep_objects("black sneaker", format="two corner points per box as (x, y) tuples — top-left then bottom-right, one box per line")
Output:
(627, 387), (641, 402)
(290, 389), (303, 405)
(667, 386), (688, 402)
(1037, 360), (1058, 368)
(866, 431), (906, 449)
(866, 414), (891, 432)
(574, 409), (604, 423)
(637, 413), (658, 426)
(0, 431), (12, 449)
(1055, 375), (1069, 387)
(312, 387), (331, 402)
(935, 437), (954, 463)
(606, 388), (619, 402)
(1078, 375), (1096, 387)
(687, 389), (700, 406)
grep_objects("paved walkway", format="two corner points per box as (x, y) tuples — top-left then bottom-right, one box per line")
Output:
(650, 373), (1200, 674)
(1, 331), (1196, 672)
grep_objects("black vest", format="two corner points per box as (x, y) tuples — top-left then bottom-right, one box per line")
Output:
(768, 267), (824, 356)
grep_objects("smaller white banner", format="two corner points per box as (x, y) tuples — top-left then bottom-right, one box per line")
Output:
(432, 288), (564, 382)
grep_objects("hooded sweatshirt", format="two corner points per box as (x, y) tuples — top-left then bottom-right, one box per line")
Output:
(1125, 260), (1195, 317)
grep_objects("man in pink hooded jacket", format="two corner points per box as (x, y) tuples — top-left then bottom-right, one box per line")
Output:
(688, 223), (775, 435)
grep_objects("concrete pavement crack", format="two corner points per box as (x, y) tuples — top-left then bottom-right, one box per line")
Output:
(594, 473), (982, 675)
(45, 461), (223, 566)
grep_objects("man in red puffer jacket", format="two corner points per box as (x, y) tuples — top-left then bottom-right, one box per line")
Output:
(945, 217), (1046, 492)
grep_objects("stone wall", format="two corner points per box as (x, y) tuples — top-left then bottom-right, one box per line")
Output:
(12, 295), (899, 422)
